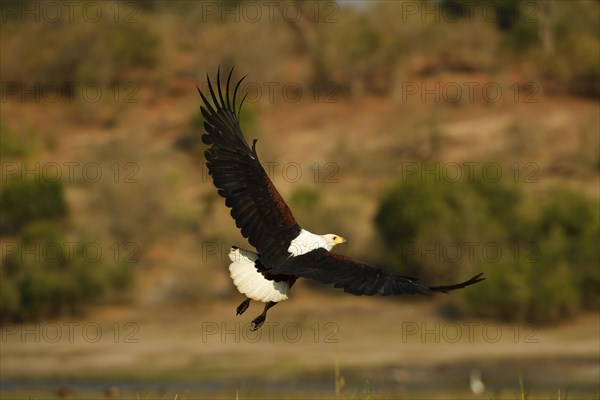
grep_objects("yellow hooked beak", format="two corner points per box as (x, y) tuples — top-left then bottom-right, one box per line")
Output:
(334, 236), (347, 245)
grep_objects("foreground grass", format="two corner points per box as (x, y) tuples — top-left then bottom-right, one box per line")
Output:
(2, 364), (597, 399)
(1, 388), (597, 400)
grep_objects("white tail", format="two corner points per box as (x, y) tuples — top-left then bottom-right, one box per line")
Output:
(228, 247), (289, 303)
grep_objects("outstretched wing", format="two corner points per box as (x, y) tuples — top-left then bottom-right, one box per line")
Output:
(272, 249), (484, 296)
(200, 67), (301, 268)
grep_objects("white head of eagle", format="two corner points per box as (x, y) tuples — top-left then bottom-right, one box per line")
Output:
(198, 67), (485, 331)
(323, 234), (348, 249)
(288, 230), (347, 256)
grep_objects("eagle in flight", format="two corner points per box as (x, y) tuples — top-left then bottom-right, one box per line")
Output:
(199, 68), (484, 330)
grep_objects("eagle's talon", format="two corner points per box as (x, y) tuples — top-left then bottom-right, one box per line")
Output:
(236, 298), (251, 315)
(251, 315), (265, 331)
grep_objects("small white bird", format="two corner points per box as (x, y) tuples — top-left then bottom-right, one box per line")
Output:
(470, 368), (486, 395)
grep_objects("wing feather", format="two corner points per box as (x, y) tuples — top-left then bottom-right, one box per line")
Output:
(200, 67), (301, 268)
(273, 249), (484, 296)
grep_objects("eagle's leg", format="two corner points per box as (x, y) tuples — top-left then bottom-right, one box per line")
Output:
(250, 301), (277, 331)
(236, 298), (251, 316)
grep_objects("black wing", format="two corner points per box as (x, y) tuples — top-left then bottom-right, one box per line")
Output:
(272, 249), (484, 296)
(200, 67), (301, 268)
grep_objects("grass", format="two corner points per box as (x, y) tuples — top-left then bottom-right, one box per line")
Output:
(0, 382), (594, 400)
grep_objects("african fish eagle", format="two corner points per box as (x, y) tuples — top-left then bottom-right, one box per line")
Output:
(199, 67), (484, 330)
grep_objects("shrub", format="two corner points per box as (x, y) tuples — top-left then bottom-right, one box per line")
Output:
(462, 258), (532, 322)
(537, 186), (600, 309)
(0, 122), (37, 158)
(0, 178), (68, 234)
(290, 186), (321, 211)
(375, 164), (599, 323)
(1, 5), (161, 87)
(463, 231), (582, 324)
(375, 165), (511, 281)
(538, 186), (597, 237)
(1, 223), (133, 322)
(0, 174), (134, 322)
(289, 186), (323, 231)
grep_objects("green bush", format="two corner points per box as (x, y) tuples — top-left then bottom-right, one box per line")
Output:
(1, 223), (133, 322)
(539, 186), (597, 237)
(1, 5), (161, 87)
(0, 167), (134, 322)
(0, 122), (37, 158)
(537, 187), (600, 309)
(462, 258), (532, 322)
(289, 186), (324, 231)
(464, 231), (582, 324)
(290, 186), (321, 211)
(0, 179), (68, 234)
(375, 164), (599, 323)
(111, 21), (160, 72)
(375, 165), (513, 281)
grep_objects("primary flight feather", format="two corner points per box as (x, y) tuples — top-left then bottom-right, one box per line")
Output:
(199, 67), (484, 330)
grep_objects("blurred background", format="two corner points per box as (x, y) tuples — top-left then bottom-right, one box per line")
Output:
(1, 0), (598, 399)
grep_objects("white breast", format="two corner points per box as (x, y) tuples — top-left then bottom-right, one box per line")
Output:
(228, 247), (289, 302)
(287, 229), (328, 256)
